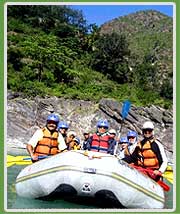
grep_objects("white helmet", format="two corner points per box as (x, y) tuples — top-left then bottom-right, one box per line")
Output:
(67, 131), (76, 138)
(109, 129), (116, 135)
(142, 121), (154, 130)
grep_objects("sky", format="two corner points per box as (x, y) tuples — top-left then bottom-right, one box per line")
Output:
(70, 4), (174, 26)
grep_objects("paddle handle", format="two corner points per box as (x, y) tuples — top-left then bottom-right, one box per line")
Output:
(23, 155), (48, 161)
(157, 180), (170, 191)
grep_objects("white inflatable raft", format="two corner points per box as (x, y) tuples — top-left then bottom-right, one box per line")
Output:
(15, 150), (165, 208)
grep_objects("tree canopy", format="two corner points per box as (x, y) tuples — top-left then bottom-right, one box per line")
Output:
(7, 5), (173, 108)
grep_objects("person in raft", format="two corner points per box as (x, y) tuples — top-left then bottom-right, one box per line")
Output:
(26, 114), (67, 162)
(57, 121), (69, 140)
(124, 130), (138, 156)
(122, 121), (168, 181)
(108, 129), (118, 155)
(70, 137), (81, 150)
(86, 119), (114, 154)
(116, 136), (129, 159)
(82, 131), (90, 150)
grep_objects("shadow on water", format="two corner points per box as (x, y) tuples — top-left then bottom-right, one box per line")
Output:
(39, 183), (125, 208)
(7, 164), (173, 210)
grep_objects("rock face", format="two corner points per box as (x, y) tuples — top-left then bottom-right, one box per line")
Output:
(6, 91), (174, 163)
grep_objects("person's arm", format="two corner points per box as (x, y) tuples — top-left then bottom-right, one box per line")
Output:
(26, 144), (38, 161)
(26, 129), (42, 161)
(86, 136), (93, 150)
(57, 133), (67, 152)
(122, 154), (134, 163)
(152, 140), (168, 173)
(122, 146), (139, 163)
(108, 139), (116, 155)
(26, 144), (34, 157)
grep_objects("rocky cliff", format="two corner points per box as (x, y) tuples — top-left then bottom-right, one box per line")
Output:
(7, 91), (174, 163)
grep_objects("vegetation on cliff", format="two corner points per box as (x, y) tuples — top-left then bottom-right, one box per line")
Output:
(7, 6), (173, 108)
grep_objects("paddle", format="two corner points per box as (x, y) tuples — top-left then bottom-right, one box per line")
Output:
(7, 155), (48, 167)
(114, 100), (131, 154)
(121, 100), (131, 120)
(117, 100), (131, 139)
(162, 165), (173, 184)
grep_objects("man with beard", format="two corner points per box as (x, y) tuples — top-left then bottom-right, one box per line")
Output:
(26, 114), (67, 162)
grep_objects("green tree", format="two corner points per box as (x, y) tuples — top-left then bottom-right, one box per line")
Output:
(133, 56), (159, 91)
(91, 32), (130, 83)
(7, 5), (88, 34)
(160, 78), (173, 100)
(7, 32), (80, 87)
(81, 24), (100, 52)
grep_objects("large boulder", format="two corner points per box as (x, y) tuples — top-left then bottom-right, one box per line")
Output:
(6, 92), (174, 163)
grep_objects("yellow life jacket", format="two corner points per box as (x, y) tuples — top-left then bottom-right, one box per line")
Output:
(124, 146), (130, 156)
(34, 127), (59, 156)
(73, 144), (81, 150)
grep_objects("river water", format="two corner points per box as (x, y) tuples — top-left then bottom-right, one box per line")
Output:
(6, 157), (174, 211)
(6, 165), (99, 210)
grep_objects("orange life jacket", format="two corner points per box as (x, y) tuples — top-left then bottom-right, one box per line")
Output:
(136, 138), (159, 169)
(34, 128), (59, 156)
(90, 133), (110, 153)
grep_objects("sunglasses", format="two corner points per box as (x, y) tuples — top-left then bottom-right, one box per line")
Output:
(119, 142), (128, 144)
(143, 129), (153, 133)
(47, 120), (57, 125)
(60, 128), (68, 130)
(98, 126), (107, 129)
(128, 136), (135, 139)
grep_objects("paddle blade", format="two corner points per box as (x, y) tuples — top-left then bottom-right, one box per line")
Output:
(7, 155), (32, 167)
(163, 171), (173, 184)
(6, 155), (48, 167)
(7, 160), (32, 167)
(7, 162), (16, 167)
(7, 155), (31, 162)
(162, 165), (173, 184)
(121, 100), (131, 119)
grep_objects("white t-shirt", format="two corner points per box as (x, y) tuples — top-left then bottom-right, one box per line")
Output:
(27, 128), (67, 151)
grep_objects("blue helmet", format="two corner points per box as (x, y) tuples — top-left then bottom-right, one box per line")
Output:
(97, 119), (109, 129)
(74, 137), (80, 145)
(58, 121), (69, 130)
(47, 114), (59, 124)
(127, 130), (137, 138)
(119, 137), (128, 144)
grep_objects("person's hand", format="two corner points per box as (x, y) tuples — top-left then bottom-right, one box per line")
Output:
(153, 170), (162, 176)
(149, 170), (162, 180)
(31, 154), (39, 161)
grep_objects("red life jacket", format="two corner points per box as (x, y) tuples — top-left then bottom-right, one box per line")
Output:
(90, 133), (110, 153)
(34, 128), (59, 156)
